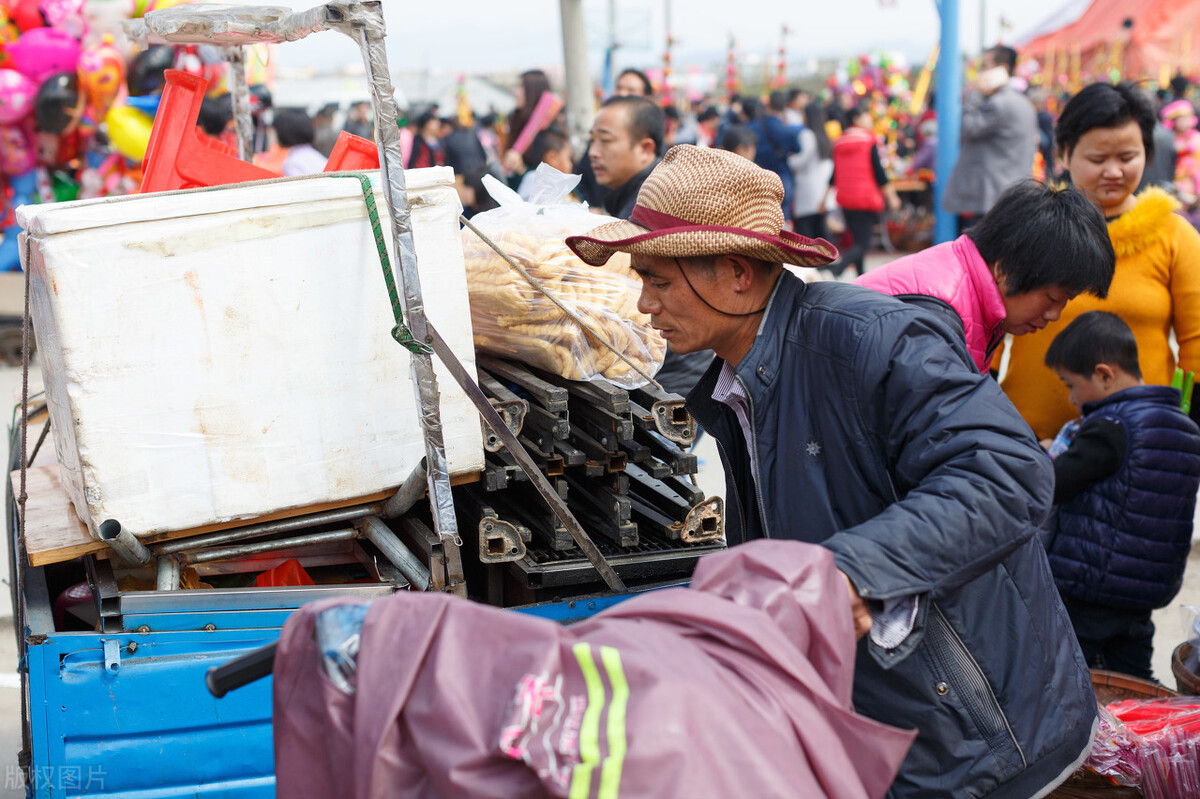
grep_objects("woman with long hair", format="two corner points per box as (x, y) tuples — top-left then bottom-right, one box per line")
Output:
(502, 69), (552, 174)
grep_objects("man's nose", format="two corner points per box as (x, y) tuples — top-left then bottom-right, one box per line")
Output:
(637, 286), (661, 316)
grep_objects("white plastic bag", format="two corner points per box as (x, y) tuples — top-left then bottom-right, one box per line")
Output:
(461, 168), (665, 388)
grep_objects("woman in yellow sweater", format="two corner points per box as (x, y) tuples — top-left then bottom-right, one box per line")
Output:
(1000, 82), (1200, 439)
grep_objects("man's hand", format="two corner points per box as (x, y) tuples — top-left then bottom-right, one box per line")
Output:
(840, 570), (873, 640)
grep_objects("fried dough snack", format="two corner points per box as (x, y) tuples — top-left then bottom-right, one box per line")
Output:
(461, 218), (665, 389)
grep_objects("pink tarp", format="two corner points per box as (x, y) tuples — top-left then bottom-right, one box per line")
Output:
(272, 540), (915, 799)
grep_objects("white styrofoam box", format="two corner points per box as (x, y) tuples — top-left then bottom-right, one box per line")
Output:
(17, 168), (482, 539)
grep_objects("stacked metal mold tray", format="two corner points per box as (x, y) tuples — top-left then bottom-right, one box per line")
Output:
(461, 356), (726, 602)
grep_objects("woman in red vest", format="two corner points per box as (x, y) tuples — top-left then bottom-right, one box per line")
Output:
(822, 103), (900, 278)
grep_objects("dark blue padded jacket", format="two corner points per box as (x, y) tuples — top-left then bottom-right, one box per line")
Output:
(1047, 385), (1200, 610)
(687, 273), (1096, 799)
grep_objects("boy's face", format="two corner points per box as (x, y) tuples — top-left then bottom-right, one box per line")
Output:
(1053, 366), (1110, 414)
(544, 144), (574, 175)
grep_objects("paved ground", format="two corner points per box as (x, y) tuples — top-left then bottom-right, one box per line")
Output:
(0, 248), (1195, 794)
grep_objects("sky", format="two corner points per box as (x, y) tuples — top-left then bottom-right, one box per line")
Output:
(262, 0), (1086, 77)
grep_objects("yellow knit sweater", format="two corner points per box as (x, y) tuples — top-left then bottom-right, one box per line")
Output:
(1000, 187), (1200, 439)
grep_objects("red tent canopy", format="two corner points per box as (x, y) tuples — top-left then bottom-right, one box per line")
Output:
(1023, 0), (1200, 79)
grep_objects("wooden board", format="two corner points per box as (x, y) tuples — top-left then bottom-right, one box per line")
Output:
(15, 464), (480, 567)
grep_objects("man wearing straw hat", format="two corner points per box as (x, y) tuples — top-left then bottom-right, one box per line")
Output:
(567, 145), (1096, 799)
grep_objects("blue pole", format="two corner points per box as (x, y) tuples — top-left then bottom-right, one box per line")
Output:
(934, 0), (961, 244)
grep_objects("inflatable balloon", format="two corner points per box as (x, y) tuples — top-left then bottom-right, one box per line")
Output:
(10, 0), (44, 31)
(105, 102), (151, 161)
(0, 121), (35, 173)
(83, 0), (131, 46)
(0, 67), (35, 123)
(9, 26), (80, 84)
(0, 169), (35, 272)
(126, 44), (172, 95)
(123, 92), (156, 115)
(0, 12), (18, 69)
(35, 127), (79, 165)
(38, 0), (85, 34)
(33, 70), (80, 133)
(77, 37), (123, 116)
(132, 0), (187, 17)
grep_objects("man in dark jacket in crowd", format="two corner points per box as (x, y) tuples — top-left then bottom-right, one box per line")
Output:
(587, 95), (662, 220)
(566, 145), (1098, 799)
(587, 96), (713, 396)
(747, 91), (803, 216)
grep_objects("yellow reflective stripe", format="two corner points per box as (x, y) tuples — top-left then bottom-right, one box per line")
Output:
(570, 643), (606, 799)
(598, 646), (628, 799)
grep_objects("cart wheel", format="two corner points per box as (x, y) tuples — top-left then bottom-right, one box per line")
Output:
(0, 327), (34, 367)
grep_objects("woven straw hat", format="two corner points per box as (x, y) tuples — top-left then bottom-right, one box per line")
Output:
(566, 144), (839, 267)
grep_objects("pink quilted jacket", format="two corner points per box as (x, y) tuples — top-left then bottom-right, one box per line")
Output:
(855, 236), (1006, 373)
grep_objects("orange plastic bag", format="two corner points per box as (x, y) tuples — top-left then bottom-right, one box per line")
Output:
(256, 558), (315, 588)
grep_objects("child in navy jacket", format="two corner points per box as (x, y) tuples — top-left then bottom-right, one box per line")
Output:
(1042, 311), (1200, 680)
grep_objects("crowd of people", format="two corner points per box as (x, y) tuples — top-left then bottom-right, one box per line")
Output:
(5, 12), (1200, 790)
(490, 44), (1199, 796)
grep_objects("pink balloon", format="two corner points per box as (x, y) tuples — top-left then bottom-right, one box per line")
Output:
(0, 68), (36, 124)
(9, 26), (81, 85)
(38, 0), (85, 30)
(0, 121), (36, 174)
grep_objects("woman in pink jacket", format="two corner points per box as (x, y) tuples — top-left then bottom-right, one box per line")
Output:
(856, 180), (1115, 373)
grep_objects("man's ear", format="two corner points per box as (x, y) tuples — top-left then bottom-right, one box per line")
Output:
(635, 137), (658, 164)
(722, 254), (760, 292)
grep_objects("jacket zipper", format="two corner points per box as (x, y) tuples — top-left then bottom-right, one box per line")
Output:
(931, 604), (1027, 769)
(736, 374), (772, 539)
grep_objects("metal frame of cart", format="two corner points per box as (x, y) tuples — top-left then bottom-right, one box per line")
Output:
(6, 4), (675, 795)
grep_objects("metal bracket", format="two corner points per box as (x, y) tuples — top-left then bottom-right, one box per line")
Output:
(631, 385), (697, 447)
(101, 638), (121, 676)
(477, 507), (527, 564)
(682, 496), (724, 544)
(482, 398), (528, 453)
(651, 400), (696, 447)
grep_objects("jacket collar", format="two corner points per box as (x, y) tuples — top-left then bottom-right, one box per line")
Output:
(689, 270), (804, 423)
(953, 235), (1007, 336)
(1082, 384), (1183, 416)
(603, 158), (661, 219)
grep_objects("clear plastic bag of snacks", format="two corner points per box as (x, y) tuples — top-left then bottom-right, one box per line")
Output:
(460, 167), (665, 389)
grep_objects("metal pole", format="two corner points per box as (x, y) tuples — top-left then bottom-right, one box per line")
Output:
(156, 555), (180, 591)
(934, 0), (962, 244)
(381, 458), (428, 519)
(662, 0), (672, 104)
(345, 3), (461, 551)
(979, 0), (986, 54)
(559, 0), (595, 148)
(225, 46), (254, 161)
(359, 516), (431, 590)
(604, 0), (617, 97)
(178, 528), (357, 565)
(157, 505), (377, 554)
(98, 519), (152, 566)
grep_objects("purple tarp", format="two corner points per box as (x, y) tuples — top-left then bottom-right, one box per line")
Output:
(273, 540), (915, 798)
